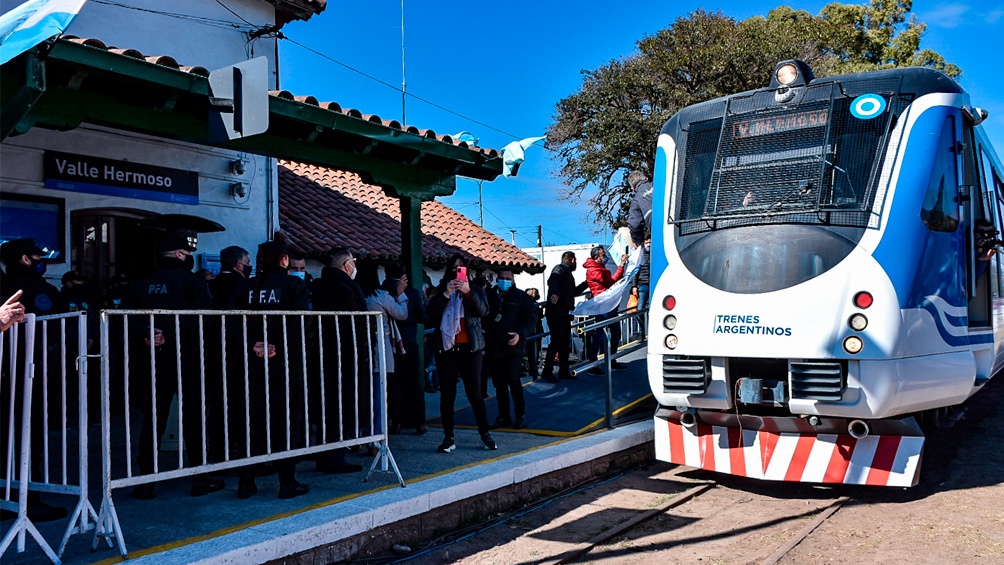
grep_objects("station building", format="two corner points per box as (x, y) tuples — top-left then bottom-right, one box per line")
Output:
(0, 0), (542, 296)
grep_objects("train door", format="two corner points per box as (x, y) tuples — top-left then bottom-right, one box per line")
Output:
(964, 119), (994, 327)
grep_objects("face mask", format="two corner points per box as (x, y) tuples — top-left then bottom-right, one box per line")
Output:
(644, 244), (651, 252)
(348, 264), (357, 280)
(183, 254), (195, 271)
(291, 271), (306, 280)
(32, 259), (46, 276)
(497, 280), (513, 292)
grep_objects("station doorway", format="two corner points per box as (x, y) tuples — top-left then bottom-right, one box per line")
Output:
(70, 209), (156, 291)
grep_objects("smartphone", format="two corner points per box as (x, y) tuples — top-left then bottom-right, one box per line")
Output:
(456, 266), (468, 282)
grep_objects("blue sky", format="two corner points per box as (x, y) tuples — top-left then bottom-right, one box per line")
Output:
(279, 1), (1004, 248)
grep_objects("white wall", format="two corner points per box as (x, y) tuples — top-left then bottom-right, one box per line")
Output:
(0, 0), (280, 88)
(0, 126), (271, 283)
(0, 0), (284, 285)
(515, 243), (598, 299)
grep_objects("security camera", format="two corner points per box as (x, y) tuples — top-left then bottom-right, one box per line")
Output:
(231, 182), (249, 198)
(230, 158), (246, 176)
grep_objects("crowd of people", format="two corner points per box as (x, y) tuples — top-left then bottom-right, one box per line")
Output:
(0, 171), (657, 517)
(0, 235), (567, 514)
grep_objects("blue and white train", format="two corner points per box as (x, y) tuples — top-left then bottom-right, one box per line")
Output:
(647, 60), (1004, 486)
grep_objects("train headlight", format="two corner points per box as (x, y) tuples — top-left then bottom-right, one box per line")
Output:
(849, 314), (868, 331)
(843, 336), (863, 354)
(776, 63), (798, 86)
(663, 315), (678, 330)
(665, 334), (679, 349)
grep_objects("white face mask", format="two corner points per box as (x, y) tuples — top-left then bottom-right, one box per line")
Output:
(348, 263), (357, 280)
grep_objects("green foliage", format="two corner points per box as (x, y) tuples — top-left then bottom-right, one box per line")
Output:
(548, 0), (960, 229)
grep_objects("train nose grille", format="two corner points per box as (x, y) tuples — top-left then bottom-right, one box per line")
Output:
(790, 361), (846, 400)
(662, 357), (711, 393)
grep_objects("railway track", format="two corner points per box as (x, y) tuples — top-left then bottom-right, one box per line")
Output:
(387, 464), (857, 565)
(538, 470), (856, 565)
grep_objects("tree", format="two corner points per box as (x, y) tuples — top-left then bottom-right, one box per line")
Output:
(548, 1), (959, 229)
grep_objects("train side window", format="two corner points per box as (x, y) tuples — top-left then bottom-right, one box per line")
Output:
(920, 117), (960, 232)
(987, 153), (1004, 298)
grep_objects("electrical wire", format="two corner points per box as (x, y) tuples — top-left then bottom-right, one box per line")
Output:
(89, 0), (257, 32)
(482, 205), (517, 233)
(543, 226), (582, 244)
(213, 0), (256, 27)
(280, 35), (522, 141)
(87, 1), (529, 148)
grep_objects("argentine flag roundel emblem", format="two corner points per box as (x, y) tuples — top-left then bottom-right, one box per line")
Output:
(850, 94), (887, 120)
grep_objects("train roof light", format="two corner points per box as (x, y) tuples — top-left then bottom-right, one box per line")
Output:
(769, 59), (814, 89)
(663, 295), (677, 311)
(854, 291), (873, 309)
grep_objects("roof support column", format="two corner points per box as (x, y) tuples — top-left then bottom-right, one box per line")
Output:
(400, 194), (426, 370)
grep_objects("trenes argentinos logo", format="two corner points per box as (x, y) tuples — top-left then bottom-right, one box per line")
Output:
(713, 314), (791, 336)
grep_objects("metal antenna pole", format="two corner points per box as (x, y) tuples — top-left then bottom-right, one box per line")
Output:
(478, 180), (484, 226)
(401, 0), (406, 124)
(510, 229), (517, 245)
(538, 224), (545, 291)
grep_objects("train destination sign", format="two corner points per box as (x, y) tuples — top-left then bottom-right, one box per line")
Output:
(732, 109), (829, 139)
(44, 151), (199, 205)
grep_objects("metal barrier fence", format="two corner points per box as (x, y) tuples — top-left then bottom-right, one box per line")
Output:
(93, 309), (399, 557)
(573, 308), (650, 427)
(1, 312), (98, 564)
(524, 307), (649, 428)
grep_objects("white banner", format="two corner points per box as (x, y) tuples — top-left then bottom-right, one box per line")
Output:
(572, 244), (644, 316)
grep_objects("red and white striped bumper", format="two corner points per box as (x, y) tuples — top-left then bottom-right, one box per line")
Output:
(654, 413), (924, 487)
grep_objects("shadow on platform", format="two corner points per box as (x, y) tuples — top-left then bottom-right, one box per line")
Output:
(429, 347), (654, 436)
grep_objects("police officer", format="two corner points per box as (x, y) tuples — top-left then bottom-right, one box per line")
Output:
(0, 238), (68, 521)
(0, 238), (64, 317)
(123, 232), (222, 499)
(485, 269), (537, 429)
(210, 245), (251, 309)
(229, 241), (311, 499)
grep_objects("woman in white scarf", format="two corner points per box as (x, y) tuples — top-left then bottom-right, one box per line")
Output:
(356, 259), (408, 435)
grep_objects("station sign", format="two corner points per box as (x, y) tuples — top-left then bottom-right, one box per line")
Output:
(43, 151), (199, 205)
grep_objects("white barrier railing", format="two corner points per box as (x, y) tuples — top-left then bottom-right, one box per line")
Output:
(1, 311), (98, 564)
(93, 309), (399, 557)
(1, 314), (60, 563)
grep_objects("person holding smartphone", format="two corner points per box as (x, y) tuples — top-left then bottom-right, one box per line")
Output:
(425, 254), (496, 453)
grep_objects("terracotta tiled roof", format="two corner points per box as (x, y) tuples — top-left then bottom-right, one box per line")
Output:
(278, 161), (545, 273)
(272, 0), (326, 23)
(59, 37), (500, 161)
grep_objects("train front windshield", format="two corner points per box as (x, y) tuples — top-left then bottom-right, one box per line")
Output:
(675, 82), (901, 235)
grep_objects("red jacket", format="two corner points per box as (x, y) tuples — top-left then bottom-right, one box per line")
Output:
(583, 257), (624, 297)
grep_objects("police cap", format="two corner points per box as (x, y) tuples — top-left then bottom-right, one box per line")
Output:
(0, 238), (46, 264)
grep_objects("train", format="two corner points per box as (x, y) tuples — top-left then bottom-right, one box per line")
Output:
(647, 59), (1004, 487)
